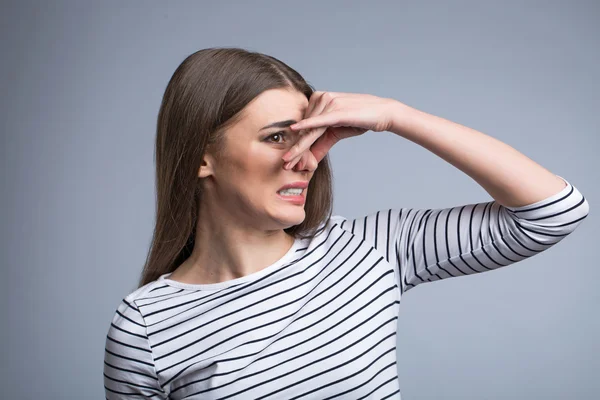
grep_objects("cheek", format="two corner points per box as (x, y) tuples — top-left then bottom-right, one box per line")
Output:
(247, 146), (287, 175)
(224, 144), (285, 190)
(227, 155), (275, 192)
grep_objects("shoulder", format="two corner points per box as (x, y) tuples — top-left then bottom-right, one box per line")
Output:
(125, 278), (166, 305)
(329, 213), (351, 227)
(329, 209), (400, 233)
(107, 278), (166, 330)
(104, 279), (164, 362)
(104, 279), (167, 397)
(321, 213), (355, 236)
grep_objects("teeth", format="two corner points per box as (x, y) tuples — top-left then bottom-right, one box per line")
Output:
(279, 188), (303, 195)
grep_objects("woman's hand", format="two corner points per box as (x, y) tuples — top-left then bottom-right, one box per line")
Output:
(282, 91), (399, 170)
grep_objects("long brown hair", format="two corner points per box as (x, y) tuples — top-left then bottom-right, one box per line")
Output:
(138, 47), (334, 288)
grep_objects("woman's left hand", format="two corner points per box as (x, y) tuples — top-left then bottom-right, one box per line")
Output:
(282, 91), (399, 170)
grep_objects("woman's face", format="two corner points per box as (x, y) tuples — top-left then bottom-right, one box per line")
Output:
(199, 88), (317, 231)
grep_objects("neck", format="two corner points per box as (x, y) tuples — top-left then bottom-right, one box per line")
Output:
(168, 201), (296, 285)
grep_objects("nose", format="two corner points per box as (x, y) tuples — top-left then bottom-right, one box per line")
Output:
(288, 149), (318, 172)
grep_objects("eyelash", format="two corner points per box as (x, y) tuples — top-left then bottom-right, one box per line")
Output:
(266, 131), (286, 143)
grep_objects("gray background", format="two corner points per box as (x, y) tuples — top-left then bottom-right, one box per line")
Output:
(1, 1), (598, 399)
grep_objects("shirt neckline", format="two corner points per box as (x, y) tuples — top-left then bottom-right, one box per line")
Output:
(158, 237), (304, 291)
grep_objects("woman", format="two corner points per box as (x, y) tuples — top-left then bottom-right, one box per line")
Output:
(103, 47), (589, 399)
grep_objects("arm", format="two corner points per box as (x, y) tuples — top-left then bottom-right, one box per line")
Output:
(335, 102), (589, 295)
(388, 102), (570, 208)
(104, 298), (168, 399)
(334, 175), (588, 295)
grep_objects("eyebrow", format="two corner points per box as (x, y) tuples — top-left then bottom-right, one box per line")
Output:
(260, 119), (297, 131)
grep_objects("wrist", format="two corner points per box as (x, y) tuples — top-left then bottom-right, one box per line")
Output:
(387, 100), (422, 136)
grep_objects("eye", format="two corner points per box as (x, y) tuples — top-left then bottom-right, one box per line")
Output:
(266, 131), (286, 144)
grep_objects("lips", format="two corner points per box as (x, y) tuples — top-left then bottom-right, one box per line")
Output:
(276, 188), (306, 205)
(278, 181), (309, 191)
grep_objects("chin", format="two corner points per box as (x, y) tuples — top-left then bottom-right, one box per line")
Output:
(273, 208), (306, 228)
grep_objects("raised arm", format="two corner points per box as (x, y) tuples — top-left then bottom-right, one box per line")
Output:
(282, 91), (589, 295)
(334, 175), (588, 295)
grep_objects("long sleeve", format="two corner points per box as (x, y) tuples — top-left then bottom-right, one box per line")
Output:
(332, 175), (590, 296)
(104, 298), (168, 399)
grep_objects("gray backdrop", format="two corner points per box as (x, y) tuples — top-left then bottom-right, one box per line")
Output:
(2, 1), (598, 399)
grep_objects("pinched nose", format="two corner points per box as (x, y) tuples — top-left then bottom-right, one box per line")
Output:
(287, 150), (318, 172)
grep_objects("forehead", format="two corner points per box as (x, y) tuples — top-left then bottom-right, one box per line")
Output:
(243, 88), (308, 128)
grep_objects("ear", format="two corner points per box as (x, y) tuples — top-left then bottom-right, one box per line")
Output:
(198, 153), (215, 179)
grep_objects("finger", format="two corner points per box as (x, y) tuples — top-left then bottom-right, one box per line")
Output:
(284, 99), (339, 162)
(285, 93), (338, 165)
(304, 90), (343, 123)
(288, 127), (337, 169)
(304, 91), (324, 119)
(302, 91), (355, 122)
(308, 127), (338, 163)
(292, 150), (310, 171)
(283, 126), (326, 164)
(284, 148), (308, 170)
(288, 124), (340, 168)
(289, 109), (343, 132)
(283, 92), (324, 164)
(303, 91), (333, 122)
(313, 90), (353, 98)
(294, 148), (318, 171)
(307, 148), (319, 170)
(310, 91), (332, 119)
(285, 129), (324, 169)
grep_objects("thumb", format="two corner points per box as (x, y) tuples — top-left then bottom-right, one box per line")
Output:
(309, 128), (339, 163)
(292, 148), (318, 171)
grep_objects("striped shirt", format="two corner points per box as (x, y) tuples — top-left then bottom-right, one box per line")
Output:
(104, 175), (589, 399)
